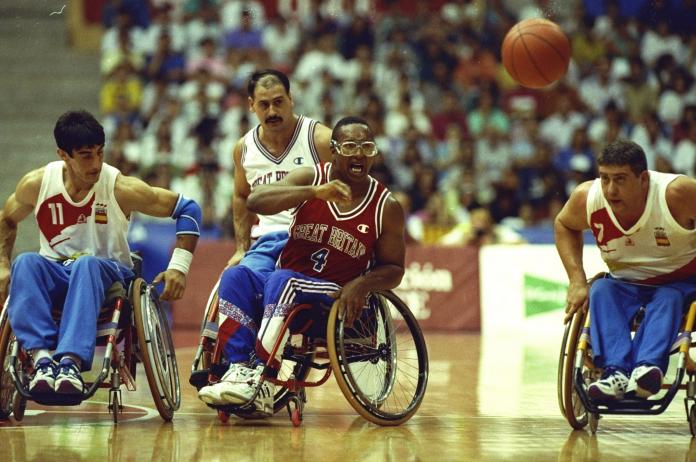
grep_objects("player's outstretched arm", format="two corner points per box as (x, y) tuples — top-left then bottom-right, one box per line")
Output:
(0, 168), (43, 304)
(115, 174), (200, 301)
(333, 195), (406, 325)
(554, 180), (592, 323)
(246, 166), (349, 215)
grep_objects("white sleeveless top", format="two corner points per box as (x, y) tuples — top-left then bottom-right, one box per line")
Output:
(241, 115), (321, 238)
(586, 170), (696, 283)
(35, 161), (133, 268)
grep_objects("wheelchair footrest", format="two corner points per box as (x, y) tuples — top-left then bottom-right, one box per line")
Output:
(592, 396), (665, 411)
(30, 392), (87, 406)
(205, 402), (263, 418)
(189, 370), (210, 390)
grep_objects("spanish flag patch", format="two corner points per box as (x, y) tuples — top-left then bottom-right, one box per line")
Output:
(654, 227), (670, 246)
(95, 203), (108, 224)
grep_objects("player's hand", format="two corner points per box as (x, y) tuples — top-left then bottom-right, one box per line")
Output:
(564, 279), (589, 324)
(315, 180), (352, 205)
(329, 278), (369, 327)
(154, 268), (187, 301)
(0, 265), (10, 306)
(225, 248), (246, 269)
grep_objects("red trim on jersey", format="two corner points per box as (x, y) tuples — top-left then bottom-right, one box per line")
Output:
(590, 208), (624, 246)
(641, 256), (696, 284)
(36, 193), (95, 245)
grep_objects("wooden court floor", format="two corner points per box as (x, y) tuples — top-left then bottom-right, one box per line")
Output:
(3, 333), (696, 461)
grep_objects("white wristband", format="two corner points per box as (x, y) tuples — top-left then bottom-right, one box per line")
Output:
(167, 248), (193, 275)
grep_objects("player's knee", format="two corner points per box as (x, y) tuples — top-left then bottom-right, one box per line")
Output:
(11, 252), (44, 272)
(266, 269), (293, 286)
(71, 255), (100, 272)
(589, 277), (614, 296)
(220, 264), (254, 287)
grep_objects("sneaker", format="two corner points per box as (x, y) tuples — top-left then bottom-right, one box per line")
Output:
(587, 368), (629, 401)
(54, 359), (85, 395)
(219, 364), (275, 415)
(198, 363), (244, 405)
(29, 358), (57, 394)
(627, 365), (663, 398)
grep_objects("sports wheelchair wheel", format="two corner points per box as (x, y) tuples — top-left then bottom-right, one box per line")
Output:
(327, 290), (428, 426)
(557, 309), (590, 430)
(132, 278), (180, 421)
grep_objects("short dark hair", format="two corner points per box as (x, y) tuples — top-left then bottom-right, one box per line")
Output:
(597, 139), (647, 176)
(53, 110), (105, 155)
(247, 69), (290, 98)
(331, 116), (372, 141)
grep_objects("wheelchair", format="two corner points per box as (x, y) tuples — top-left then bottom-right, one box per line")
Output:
(557, 273), (696, 434)
(189, 284), (429, 426)
(0, 254), (180, 424)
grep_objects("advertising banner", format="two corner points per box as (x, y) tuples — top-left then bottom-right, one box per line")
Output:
(174, 241), (481, 331)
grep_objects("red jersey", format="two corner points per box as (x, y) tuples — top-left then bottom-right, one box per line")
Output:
(279, 163), (391, 286)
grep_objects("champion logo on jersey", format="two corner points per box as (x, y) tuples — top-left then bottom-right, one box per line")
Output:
(77, 214), (88, 224)
(95, 202), (108, 224)
(625, 236), (635, 247)
(357, 224), (370, 234)
(654, 227), (670, 246)
(293, 157), (304, 165)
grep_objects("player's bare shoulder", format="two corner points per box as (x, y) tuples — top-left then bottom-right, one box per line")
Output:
(665, 175), (696, 227)
(232, 136), (246, 165)
(114, 173), (158, 215)
(382, 193), (405, 229)
(556, 180), (594, 231)
(568, 180), (594, 207)
(666, 175), (696, 204)
(14, 166), (46, 206)
(313, 122), (333, 162)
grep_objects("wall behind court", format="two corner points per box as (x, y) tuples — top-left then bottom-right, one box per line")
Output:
(173, 240), (481, 331)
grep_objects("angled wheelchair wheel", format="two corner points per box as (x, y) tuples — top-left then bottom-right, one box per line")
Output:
(197, 281), (220, 372)
(557, 310), (590, 430)
(327, 290), (428, 426)
(132, 278), (180, 421)
(0, 314), (16, 420)
(189, 283), (220, 392)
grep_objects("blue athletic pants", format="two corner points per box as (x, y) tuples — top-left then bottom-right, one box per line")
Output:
(216, 231), (288, 363)
(589, 276), (696, 373)
(7, 253), (134, 371)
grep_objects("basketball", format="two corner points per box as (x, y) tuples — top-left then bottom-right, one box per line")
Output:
(501, 18), (571, 89)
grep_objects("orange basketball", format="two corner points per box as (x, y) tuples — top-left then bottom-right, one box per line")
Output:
(501, 18), (571, 89)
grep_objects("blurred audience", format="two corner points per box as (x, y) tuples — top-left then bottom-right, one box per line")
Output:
(99, 0), (696, 244)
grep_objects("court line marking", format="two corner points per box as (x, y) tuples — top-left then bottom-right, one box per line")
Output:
(0, 400), (159, 428)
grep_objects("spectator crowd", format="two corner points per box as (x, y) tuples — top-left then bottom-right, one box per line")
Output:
(98, 0), (696, 245)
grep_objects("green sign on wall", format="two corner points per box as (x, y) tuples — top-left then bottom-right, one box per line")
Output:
(524, 274), (567, 317)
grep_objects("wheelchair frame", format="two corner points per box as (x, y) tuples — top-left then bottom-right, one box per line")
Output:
(558, 281), (696, 435)
(0, 255), (180, 424)
(190, 286), (429, 427)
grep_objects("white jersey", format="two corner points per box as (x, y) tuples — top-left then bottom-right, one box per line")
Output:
(35, 161), (133, 268)
(241, 115), (322, 238)
(586, 170), (696, 283)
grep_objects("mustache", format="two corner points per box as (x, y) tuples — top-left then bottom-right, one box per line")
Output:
(266, 116), (282, 123)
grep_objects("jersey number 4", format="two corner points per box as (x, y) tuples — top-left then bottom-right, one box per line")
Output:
(310, 248), (330, 272)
